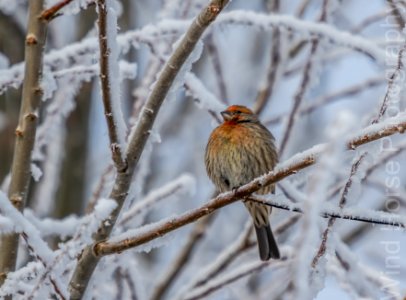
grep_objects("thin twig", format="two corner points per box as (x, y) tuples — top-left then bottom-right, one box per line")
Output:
(150, 214), (216, 300)
(179, 215), (300, 298)
(253, 0), (281, 115)
(183, 260), (289, 300)
(279, 0), (329, 155)
(40, 0), (74, 21)
(264, 77), (385, 126)
(351, 10), (388, 34)
(372, 43), (406, 124)
(387, 0), (406, 29)
(311, 153), (367, 268)
(96, 0), (127, 171)
(206, 33), (228, 103)
(68, 1), (230, 299)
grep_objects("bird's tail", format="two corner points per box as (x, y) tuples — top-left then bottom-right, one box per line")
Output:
(245, 201), (280, 260)
(254, 224), (280, 261)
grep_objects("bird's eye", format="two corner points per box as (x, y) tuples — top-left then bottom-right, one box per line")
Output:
(235, 110), (242, 114)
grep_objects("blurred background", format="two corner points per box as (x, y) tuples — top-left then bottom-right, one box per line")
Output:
(0, 0), (405, 299)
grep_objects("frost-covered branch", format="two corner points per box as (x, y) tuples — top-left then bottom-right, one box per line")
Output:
(93, 114), (406, 256)
(182, 259), (290, 300)
(216, 11), (385, 63)
(253, 0), (281, 115)
(0, 0), (48, 286)
(265, 76), (385, 126)
(311, 153), (367, 268)
(96, 0), (127, 170)
(279, 0), (328, 154)
(372, 42), (406, 124)
(150, 213), (216, 300)
(68, 1), (230, 298)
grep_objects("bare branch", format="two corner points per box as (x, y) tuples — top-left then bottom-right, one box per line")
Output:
(372, 42), (406, 124)
(253, 0), (281, 115)
(96, 0), (127, 171)
(0, 0), (48, 286)
(150, 214), (216, 300)
(206, 34), (228, 103)
(183, 259), (290, 300)
(311, 153), (367, 268)
(279, 0), (328, 155)
(40, 0), (74, 21)
(265, 77), (385, 126)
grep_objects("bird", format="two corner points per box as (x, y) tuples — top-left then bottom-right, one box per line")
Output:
(205, 104), (280, 260)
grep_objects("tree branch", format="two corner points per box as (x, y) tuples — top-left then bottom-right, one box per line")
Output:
(0, 0), (48, 288)
(279, 0), (328, 155)
(93, 115), (406, 257)
(150, 214), (216, 300)
(68, 1), (230, 299)
(96, 0), (127, 171)
(40, 0), (74, 21)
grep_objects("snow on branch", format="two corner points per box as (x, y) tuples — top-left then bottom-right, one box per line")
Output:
(68, 2), (230, 299)
(93, 113), (406, 256)
(216, 11), (386, 63)
(0, 191), (67, 298)
(182, 259), (290, 300)
(119, 174), (196, 226)
(96, 0), (127, 170)
(0, 8), (387, 95)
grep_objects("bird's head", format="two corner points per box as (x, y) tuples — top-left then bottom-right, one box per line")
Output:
(221, 105), (257, 123)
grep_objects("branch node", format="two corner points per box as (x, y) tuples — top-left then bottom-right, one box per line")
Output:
(26, 34), (38, 45)
(15, 127), (24, 137)
(25, 112), (38, 121)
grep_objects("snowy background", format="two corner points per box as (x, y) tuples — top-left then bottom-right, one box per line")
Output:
(0, 0), (405, 299)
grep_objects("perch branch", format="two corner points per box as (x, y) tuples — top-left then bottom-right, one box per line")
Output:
(93, 114), (406, 256)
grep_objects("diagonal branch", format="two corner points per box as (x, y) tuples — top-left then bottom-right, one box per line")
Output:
(93, 114), (406, 257)
(311, 153), (367, 268)
(68, 1), (230, 299)
(40, 0), (74, 21)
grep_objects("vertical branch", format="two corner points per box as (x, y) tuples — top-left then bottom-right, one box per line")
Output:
(206, 34), (228, 103)
(97, 0), (127, 171)
(253, 0), (281, 115)
(150, 214), (216, 300)
(68, 1), (230, 299)
(311, 153), (366, 268)
(0, 0), (48, 287)
(279, 0), (329, 155)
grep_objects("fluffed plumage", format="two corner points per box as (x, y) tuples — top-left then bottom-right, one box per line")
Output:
(205, 105), (280, 260)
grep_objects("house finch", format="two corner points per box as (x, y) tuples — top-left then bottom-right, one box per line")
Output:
(205, 105), (280, 260)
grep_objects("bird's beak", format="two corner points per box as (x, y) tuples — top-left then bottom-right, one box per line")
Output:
(221, 110), (232, 121)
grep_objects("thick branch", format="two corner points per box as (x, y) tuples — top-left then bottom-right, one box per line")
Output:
(93, 116), (406, 256)
(0, 0), (48, 288)
(68, 1), (230, 299)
